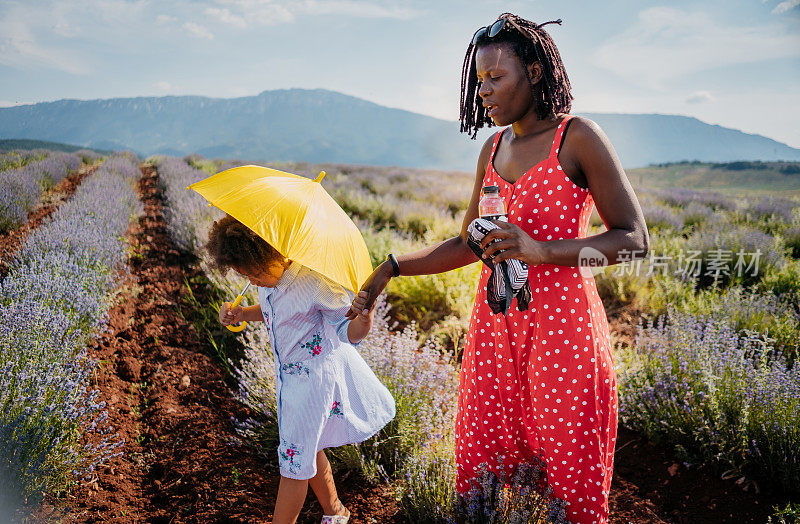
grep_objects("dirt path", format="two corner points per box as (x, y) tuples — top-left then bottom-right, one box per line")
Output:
(0, 163), (97, 277)
(66, 164), (279, 523)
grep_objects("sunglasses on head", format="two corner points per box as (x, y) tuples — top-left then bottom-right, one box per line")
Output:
(471, 16), (527, 45)
(471, 17), (563, 46)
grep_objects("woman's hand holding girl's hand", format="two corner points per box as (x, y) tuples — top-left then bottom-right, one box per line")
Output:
(480, 220), (548, 265)
(219, 301), (244, 326)
(346, 290), (376, 344)
(346, 262), (393, 320)
(349, 291), (374, 323)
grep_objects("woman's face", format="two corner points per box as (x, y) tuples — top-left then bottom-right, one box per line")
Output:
(474, 42), (538, 126)
(236, 260), (287, 288)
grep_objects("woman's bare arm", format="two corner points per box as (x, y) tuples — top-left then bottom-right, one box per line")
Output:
(545, 117), (649, 265)
(346, 135), (494, 317)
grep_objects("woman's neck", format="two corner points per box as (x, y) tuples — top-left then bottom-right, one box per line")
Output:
(510, 110), (561, 139)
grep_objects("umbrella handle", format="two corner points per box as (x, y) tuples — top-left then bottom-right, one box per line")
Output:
(225, 294), (248, 332)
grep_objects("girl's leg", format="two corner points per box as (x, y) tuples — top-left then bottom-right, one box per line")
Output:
(309, 450), (348, 516)
(272, 476), (309, 524)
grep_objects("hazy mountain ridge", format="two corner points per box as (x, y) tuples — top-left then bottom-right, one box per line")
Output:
(1, 88), (798, 170)
(0, 138), (111, 155)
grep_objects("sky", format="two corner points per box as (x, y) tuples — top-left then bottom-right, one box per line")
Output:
(1, 0), (799, 147)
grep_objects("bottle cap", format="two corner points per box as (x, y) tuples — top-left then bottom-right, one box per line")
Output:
(482, 185), (500, 194)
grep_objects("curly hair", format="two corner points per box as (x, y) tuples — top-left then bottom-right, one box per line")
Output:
(205, 215), (283, 273)
(460, 13), (573, 138)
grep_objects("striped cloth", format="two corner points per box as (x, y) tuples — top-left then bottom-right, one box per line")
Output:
(467, 218), (532, 315)
(257, 262), (396, 480)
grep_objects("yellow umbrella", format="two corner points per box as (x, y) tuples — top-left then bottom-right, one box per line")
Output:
(188, 165), (373, 297)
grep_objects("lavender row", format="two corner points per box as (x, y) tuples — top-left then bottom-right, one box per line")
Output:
(150, 155), (222, 252)
(0, 152), (141, 507)
(618, 311), (800, 494)
(0, 149), (45, 173)
(0, 151), (83, 233)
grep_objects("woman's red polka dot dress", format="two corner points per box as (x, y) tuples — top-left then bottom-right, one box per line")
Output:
(455, 116), (618, 523)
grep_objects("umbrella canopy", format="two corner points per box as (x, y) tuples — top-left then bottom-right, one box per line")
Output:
(188, 165), (372, 293)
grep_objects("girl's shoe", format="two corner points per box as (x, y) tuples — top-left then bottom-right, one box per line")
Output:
(321, 508), (350, 524)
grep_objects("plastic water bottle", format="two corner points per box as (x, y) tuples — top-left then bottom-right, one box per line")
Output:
(479, 185), (507, 222)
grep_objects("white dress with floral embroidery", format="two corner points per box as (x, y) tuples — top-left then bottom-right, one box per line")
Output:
(257, 262), (396, 480)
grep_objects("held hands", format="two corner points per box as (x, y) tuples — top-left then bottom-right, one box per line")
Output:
(346, 262), (393, 320)
(480, 220), (548, 265)
(348, 290), (374, 323)
(219, 301), (243, 326)
(346, 290), (376, 344)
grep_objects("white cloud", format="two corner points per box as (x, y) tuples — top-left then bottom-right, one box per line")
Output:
(593, 7), (800, 89)
(772, 0), (800, 13)
(204, 0), (419, 28)
(295, 0), (418, 19)
(52, 20), (81, 38)
(0, 0), (155, 74)
(154, 81), (178, 92)
(0, 16), (89, 74)
(209, 0), (295, 26)
(156, 14), (178, 24)
(685, 90), (715, 104)
(183, 21), (215, 39)
(204, 7), (247, 28)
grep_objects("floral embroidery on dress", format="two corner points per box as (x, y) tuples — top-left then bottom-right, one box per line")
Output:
(279, 438), (304, 474)
(301, 332), (323, 357)
(329, 400), (344, 418)
(281, 361), (310, 376)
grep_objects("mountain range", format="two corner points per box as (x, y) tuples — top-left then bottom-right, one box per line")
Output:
(1, 88), (798, 170)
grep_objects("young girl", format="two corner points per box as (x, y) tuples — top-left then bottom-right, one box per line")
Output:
(207, 215), (395, 524)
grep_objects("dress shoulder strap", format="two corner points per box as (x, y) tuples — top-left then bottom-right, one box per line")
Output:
(548, 115), (575, 159)
(489, 129), (504, 166)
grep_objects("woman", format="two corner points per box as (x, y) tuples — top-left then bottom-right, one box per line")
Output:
(348, 13), (648, 523)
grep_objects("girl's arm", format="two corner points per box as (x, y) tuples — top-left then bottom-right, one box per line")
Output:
(346, 292), (373, 344)
(347, 136), (494, 317)
(220, 302), (263, 325)
(240, 304), (263, 322)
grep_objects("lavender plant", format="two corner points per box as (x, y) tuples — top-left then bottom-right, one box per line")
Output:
(328, 296), (460, 479)
(401, 439), (568, 524)
(0, 152), (140, 505)
(150, 156), (222, 252)
(453, 457), (569, 524)
(685, 222), (787, 287)
(0, 152), (82, 233)
(654, 187), (736, 211)
(679, 201), (716, 229)
(618, 311), (800, 494)
(745, 196), (798, 224)
(640, 202), (682, 231)
(0, 149), (44, 173)
(73, 149), (103, 164)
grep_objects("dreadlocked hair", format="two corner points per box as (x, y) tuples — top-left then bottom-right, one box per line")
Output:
(459, 13), (573, 138)
(206, 214), (283, 274)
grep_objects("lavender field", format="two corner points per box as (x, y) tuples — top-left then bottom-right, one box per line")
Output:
(1, 150), (798, 522)
(166, 155), (800, 520)
(1, 152), (140, 513)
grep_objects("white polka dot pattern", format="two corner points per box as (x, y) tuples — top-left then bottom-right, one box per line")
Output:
(455, 116), (617, 524)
